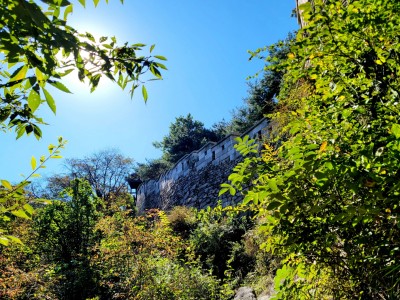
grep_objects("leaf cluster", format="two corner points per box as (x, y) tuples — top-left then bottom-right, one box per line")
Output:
(0, 0), (166, 139)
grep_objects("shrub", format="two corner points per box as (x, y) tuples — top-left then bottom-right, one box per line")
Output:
(190, 205), (255, 281)
(167, 206), (197, 239)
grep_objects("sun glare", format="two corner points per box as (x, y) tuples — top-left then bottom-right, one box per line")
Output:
(56, 34), (115, 94)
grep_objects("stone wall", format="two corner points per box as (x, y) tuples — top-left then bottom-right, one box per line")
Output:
(136, 119), (269, 212)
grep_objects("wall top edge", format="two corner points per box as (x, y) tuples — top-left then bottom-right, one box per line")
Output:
(137, 118), (268, 187)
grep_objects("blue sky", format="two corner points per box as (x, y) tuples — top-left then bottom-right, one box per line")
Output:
(1, 0), (298, 183)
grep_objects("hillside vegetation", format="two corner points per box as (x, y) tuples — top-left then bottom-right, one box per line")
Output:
(2, 0), (400, 299)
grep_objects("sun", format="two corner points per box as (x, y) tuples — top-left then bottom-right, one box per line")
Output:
(56, 35), (115, 94)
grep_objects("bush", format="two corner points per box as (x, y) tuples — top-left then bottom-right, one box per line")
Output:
(190, 205), (255, 281)
(135, 256), (225, 300)
(167, 206), (197, 239)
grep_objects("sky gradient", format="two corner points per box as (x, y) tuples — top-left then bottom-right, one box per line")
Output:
(1, 0), (298, 183)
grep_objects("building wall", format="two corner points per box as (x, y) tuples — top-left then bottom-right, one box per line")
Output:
(136, 119), (269, 212)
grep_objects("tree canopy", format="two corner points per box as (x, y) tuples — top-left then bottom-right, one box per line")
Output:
(154, 114), (223, 164)
(0, 0), (166, 139)
(30, 149), (134, 211)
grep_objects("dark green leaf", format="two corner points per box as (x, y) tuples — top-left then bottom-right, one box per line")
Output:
(267, 201), (282, 210)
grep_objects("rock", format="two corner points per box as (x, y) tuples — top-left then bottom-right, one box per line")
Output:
(258, 296), (271, 300)
(234, 287), (257, 300)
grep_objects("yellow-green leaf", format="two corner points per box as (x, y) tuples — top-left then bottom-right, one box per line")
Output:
(23, 204), (34, 215)
(35, 68), (45, 82)
(154, 55), (167, 61)
(142, 85), (148, 103)
(392, 124), (400, 138)
(6, 235), (23, 245)
(28, 89), (41, 112)
(12, 65), (28, 81)
(1, 180), (12, 190)
(11, 209), (30, 219)
(0, 236), (9, 246)
(31, 156), (37, 170)
(63, 4), (73, 20)
(42, 87), (56, 114)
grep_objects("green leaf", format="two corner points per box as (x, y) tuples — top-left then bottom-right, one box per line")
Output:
(93, 0), (100, 7)
(78, 0), (85, 7)
(31, 156), (37, 170)
(27, 89), (41, 112)
(150, 64), (162, 79)
(392, 124), (400, 139)
(6, 235), (23, 245)
(33, 125), (42, 140)
(63, 4), (73, 20)
(42, 88), (56, 114)
(324, 161), (334, 170)
(150, 44), (155, 53)
(49, 81), (72, 93)
(142, 85), (148, 103)
(155, 62), (167, 70)
(11, 209), (30, 220)
(0, 237), (9, 246)
(35, 68), (45, 83)
(23, 204), (34, 215)
(218, 188), (229, 196)
(229, 186), (236, 196)
(16, 125), (26, 139)
(268, 178), (279, 192)
(90, 74), (101, 92)
(11, 65), (28, 81)
(1, 180), (12, 190)
(154, 55), (167, 61)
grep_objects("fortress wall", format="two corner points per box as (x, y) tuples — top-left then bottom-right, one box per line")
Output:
(136, 119), (269, 212)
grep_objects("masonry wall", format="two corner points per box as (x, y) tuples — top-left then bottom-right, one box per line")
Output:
(136, 119), (268, 212)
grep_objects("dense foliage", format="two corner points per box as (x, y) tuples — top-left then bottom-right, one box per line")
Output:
(222, 0), (400, 298)
(1, 196), (268, 299)
(3, 0), (400, 299)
